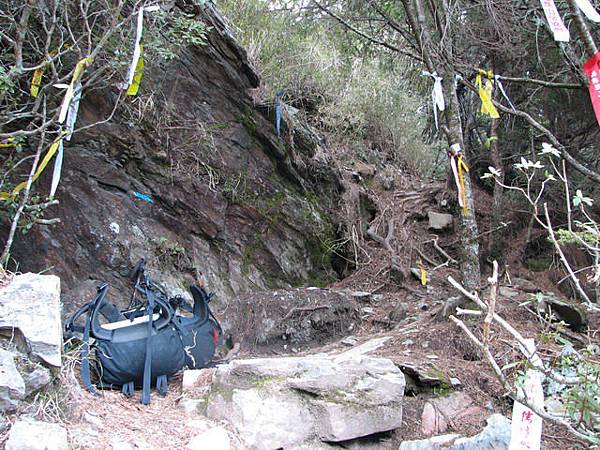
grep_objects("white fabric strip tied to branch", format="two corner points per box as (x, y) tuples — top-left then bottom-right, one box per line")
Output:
(422, 71), (445, 129)
(49, 137), (64, 198)
(65, 80), (82, 141)
(539, 0), (570, 42)
(575, 0), (600, 22)
(508, 338), (545, 450)
(125, 5), (160, 89)
(494, 76), (516, 112)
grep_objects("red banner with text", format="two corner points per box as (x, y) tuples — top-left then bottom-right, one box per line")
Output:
(583, 51), (600, 127)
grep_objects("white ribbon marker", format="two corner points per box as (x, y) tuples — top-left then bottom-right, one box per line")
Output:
(495, 76), (516, 112)
(509, 339), (545, 450)
(126, 5), (160, 89)
(65, 81), (82, 141)
(575, 0), (600, 22)
(49, 138), (64, 198)
(539, 0), (570, 42)
(423, 71), (445, 129)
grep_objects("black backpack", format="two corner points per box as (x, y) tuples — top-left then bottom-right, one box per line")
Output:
(65, 260), (223, 404)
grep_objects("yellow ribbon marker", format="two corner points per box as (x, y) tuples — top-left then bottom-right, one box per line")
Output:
(0, 134), (66, 200)
(457, 154), (469, 216)
(418, 262), (427, 286)
(58, 57), (93, 123)
(476, 70), (500, 119)
(127, 50), (144, 96)
(0, 138), (16, 148)
(30, 68), (45, 97)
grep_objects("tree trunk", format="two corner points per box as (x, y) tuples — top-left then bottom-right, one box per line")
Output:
(445, 80), (481, 294)
(487, 118), (504, 260)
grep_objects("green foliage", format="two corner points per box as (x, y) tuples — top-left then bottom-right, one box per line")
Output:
(220, 0), (432, 173)
(145, 11), (211, 61)
(556, 346), (600, 437)
(0, 66), (14, 97)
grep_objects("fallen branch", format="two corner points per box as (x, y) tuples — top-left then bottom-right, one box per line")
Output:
(367, 218), (394, 252)
(279, 305), (330, 323)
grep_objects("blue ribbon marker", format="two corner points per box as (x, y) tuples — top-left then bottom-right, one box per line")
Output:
(276, 89), (284, 137)
(133, 191), (155, 204)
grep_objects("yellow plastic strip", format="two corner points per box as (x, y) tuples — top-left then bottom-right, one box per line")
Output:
(457, 155), (470, 216)
(476, 70), (500, 119)
(127, 52), (144, 96)
(30, 68), (45, 97)
(418, 262), (427, 286)
(0, 134), (65, 200)
(58, 57), (92, 123)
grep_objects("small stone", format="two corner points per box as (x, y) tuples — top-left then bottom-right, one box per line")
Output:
(450, 377), (462, 387)
(401, 339), (414, 346)
(425, 355), (438, 360)
(389, 303), (408, 323)
(83, 412), (102, 427)
(499, 286), (520, 298)
(187, 427), (231, 450)
(23, 367), (52, 396)
(511, 277), (538, 293)
(428, 211), (453, 231)
(351, 291), (372, 299)
(341, 337), (358, 347)
(361, 307), (374, 315)
(6, 418), (68, 450)
(0, 349), (26, 412)
(371, 294), (384, 302)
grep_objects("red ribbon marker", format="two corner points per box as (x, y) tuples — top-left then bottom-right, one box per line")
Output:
(583, 51), (600, 127)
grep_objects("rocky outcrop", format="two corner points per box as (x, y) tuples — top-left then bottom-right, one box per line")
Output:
(201, 338), (404, 449)
(4, 2), (342, 317)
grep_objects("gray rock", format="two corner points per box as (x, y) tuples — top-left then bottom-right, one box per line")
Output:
(205, 338), (404, 449)
(510, 277), (538, 293)
(0, 273), (62, 367)
(427, 212), (453, 231)
(0, 349), (25, 412)
(421, 392), (484, 435)
(498, 286), (520, 299)
(187, 427), (231, 450)
(6, 418), (68, 450)
(537, 292), (587, 331)
(23, 367), (52, 396)
(389, 303), (408, 323)
(399, 414), (511, 450)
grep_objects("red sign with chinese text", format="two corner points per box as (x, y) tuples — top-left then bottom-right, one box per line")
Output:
(583, 51), (600, 127)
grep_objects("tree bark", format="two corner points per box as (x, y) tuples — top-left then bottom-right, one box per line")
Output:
(487, 117), (503, 259)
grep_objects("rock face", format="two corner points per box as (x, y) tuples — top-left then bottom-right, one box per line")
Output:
(204, 338), (404, 449)
(4, 3), (342, 317)
(0, 273), (62, 367)
(400, 414), (511, 450)
(6, 418), (68, 450)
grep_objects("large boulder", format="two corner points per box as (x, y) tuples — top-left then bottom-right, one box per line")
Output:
(0, 273), (62, 367)
(203, 338), (404, 449)
(6, 417), (68, 450)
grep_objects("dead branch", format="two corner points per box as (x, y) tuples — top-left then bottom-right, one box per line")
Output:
(432, 237), (457, 264)
(367, 219), (394, 252)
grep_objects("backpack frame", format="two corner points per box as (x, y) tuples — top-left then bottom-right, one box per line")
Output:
(65, 260), (223, 404)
